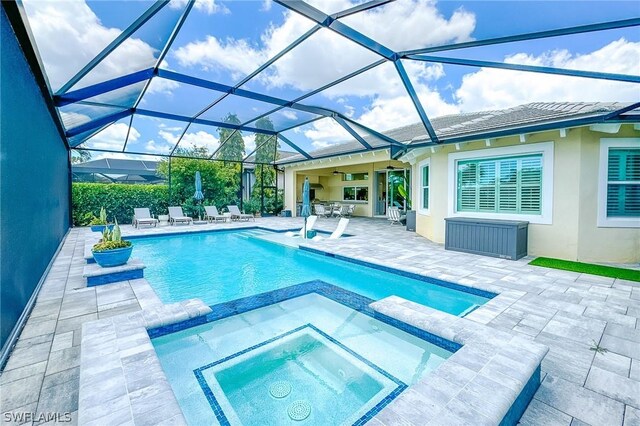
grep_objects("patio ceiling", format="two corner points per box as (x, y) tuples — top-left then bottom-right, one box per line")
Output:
(10, 0), (640, 164)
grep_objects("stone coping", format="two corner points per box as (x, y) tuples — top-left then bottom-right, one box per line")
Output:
(82, 259), (145, 278)
(78, 278), (211, 425)
(370, 296), (549, 425)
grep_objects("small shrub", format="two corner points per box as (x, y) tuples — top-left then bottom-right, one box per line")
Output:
(92, 240), (132, 252)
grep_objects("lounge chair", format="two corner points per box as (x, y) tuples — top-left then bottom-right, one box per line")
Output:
(388, 207), (402, 225)
(285, 215), (318, 237)
(204, 206), (226, 223)
(133, 208), (158, 228)
(227, 205), (255, 221)
(312, 218), (349, 241)
(168, 206), (193, 226)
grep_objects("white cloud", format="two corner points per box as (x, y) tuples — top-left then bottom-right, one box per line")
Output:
(23, 0), (160, 91)
(172, 0), (472, 96)
(340, 0), (475, 51)
(260, 0), (273, 12)
(83, 123), (140, 151)
(170, 0), (229, 15)
(455, 38), (640, 111)
(244, 134), (257, 153)
(303, 119), (352, 148)
(158, 128), (219, 153)
(59, 111), (91, 127)
(174, 36), (265, 80)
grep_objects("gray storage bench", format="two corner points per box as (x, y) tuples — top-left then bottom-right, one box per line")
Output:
(445, 217), (529, 260)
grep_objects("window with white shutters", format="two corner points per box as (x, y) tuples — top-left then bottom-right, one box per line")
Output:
(457, 154), (543, 215)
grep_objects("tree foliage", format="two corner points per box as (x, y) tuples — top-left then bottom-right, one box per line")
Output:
(217, 113), (245, 161)
(157, 146), (240, 216)
(71, 149), (92, 164)
(252, 117), (280, 203)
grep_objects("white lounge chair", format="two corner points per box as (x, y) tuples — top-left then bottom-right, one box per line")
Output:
(285, 215), (318, 237)
(312, 218), (349, 241)
(168, 206), (193, 225)
(388, 207), (402, 225)
(133, 208), (158, 228)
(227, 205), (254, 221)
(204, 206), (226, 223)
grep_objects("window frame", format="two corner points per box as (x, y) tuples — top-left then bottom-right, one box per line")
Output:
(343, 185), (369, 202)
(597, 138), (640, 228)
(418, 158), (430, 215)
(341, 172), (369, 182)
(447, 142), (554, 224)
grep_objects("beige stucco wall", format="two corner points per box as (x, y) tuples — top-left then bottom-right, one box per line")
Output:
(411, 124), (640, 263)
(283, 150), (407, 217)
(283, 125), (639, 262)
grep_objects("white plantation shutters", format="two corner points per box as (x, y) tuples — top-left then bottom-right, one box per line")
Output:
(457, 154), (543, 215)
(607, 148), (640, 217)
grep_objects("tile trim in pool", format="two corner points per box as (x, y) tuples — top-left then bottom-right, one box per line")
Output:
(193, 323), (408, 426)
(148, 280), (463, 353)
(299, 246), (497, 299)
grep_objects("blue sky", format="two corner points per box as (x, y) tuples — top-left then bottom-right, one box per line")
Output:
(23, 0), (640, 157)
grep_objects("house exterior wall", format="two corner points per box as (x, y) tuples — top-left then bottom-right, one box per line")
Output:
(411, 125), (639, 263)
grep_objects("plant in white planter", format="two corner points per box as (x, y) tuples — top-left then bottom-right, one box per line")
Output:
(92, 220), (133, 267)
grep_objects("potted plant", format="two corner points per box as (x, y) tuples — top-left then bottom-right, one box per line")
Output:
(91, 220), (133, 267)
(89, 207), (114, 233)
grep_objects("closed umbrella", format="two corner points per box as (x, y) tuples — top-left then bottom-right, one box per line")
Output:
(194, 171), (204, 220)
(300, 177), (311, 239)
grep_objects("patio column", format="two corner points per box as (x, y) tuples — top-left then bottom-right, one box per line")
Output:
(284, 168), (296, 217)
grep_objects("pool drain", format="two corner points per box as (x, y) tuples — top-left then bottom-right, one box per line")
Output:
(288, 400), (311, 421)
(269, 381), (291, 399)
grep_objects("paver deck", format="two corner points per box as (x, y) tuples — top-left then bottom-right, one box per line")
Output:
(1, 217), (638, 425)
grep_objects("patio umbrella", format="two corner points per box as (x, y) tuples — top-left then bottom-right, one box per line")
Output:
(300, 177), (311, 239)
(194, 171), (204, 220)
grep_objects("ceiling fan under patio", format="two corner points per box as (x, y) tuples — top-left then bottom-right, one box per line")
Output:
(332, 169), (345, 175)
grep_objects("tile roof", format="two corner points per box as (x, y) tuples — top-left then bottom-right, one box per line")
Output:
(278, 102), (634, 164)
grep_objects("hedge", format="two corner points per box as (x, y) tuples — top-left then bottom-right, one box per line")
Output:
(72, 183), (169, 226)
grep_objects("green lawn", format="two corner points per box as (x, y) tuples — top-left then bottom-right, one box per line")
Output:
(529, 257), (640, 282)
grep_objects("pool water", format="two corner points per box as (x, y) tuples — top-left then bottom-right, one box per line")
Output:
(133, 230), (489, 316)
(152, 293), (452, 425)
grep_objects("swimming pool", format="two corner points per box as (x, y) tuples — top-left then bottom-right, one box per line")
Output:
(152, 289), (453, 425)
(132, 229), (491, 316)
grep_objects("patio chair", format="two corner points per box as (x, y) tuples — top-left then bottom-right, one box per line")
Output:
(314, 204), (331, 218)
(312, 218), (349, 241)
(227, 205), (255, 222)
(133, 208), (158, 228)
(345, 204), (356, 217)
(168, 206), (193, 226)
(204, 206), (226, 223)
(331, 203), (343, 217)
(285, 215), (318, 237)
(388, 207), (402, 225)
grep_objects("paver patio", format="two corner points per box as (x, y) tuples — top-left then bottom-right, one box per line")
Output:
(1, 217), (638, 425)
